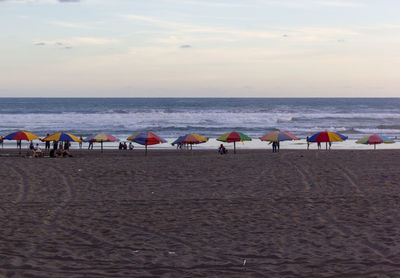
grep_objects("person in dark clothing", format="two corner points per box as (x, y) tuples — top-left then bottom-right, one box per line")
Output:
(218, 144), (227, 154)
(271, 141), (275, 152)
(64, 141), (70, 150)
(45, 134), (50, 151)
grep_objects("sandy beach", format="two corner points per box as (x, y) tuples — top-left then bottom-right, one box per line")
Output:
(0, 149), (399, 277)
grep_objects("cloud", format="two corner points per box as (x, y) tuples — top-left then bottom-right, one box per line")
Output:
(32, 37), (118, 48)
(123, 14), (359, 44)
(0, 0), (81, 3)
(315, 1), (365, 7)
(168, 0), (247, 8)
(51, 21), (95, 29)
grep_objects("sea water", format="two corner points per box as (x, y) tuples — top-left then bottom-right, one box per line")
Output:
(0, 98), (399, 150)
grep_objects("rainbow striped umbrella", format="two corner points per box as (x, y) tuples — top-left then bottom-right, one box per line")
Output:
(127, 131), (166, 155)
(259, 131), (299, 142)
(217, 131), (251, 154)
(172, 134), (208, 144)
(42, 132), (82, 143)
(3, 130), (40, 141)
(3, 130), (41, 154)
(356, 134), (394, 150)
(308, 131), (347, 150)
(308, 131), (347, 142)
(172, 134), (208, 150)
(84, 132), (119, 152)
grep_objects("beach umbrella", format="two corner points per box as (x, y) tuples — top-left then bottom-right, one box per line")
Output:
(84, 132), (119, 152)
(127, 131), (166, 155)
(3, 130), (41, 154)
(308, 131), (347, 150)
(217, 131), (251, 154)
(356, 134), (394, 150)
(259, 130), (299, 142)
(171, 133), (208, 150)
(42, 132), (82, 143)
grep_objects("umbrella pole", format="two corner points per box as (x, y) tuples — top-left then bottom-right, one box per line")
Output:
(101, 141), (103, 153)
(145, 144), (148, 156)
(374, 144), (376, 150)
(234, 141), (236, 154)
(18, 140), (21, 156)
(326, 142), (328, 150)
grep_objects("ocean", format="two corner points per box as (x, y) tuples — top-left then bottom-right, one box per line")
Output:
(1, 98), (399, 150)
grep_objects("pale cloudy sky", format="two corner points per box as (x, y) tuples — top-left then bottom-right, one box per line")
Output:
(0, 0), (399, 97)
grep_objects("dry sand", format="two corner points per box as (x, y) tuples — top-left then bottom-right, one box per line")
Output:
(0, 148), (400, 277)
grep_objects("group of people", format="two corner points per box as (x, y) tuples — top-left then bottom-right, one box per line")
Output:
(271, 141), (280, 153)
(27, 139), (72, 158)
(118, 142), (134, 150)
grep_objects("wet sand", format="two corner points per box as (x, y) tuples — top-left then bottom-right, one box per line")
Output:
(0, 149), (400, 277)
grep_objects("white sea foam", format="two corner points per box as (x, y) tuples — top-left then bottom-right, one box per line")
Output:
(0, 98), (399, 143)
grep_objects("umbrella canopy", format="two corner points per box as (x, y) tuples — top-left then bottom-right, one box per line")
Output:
(217, 131), (251, 143)
(172, 134), (208, 145)
(85, 132), (119, 143)
(3, 130), (40, 141)
(308, 131), (347, 143)
(42, 132), (82, 142)
(127, 131), (166, 155)
(259, 131), (299, 142)
(127, 131), (166, 145)
(217, 131), (251, 154)
(3, 130), (41, 154)
(84, 132), (119, 152)
(356, 134), (394, 149)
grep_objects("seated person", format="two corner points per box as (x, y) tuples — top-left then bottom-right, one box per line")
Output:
(56, 147), (72, 157)
(33, 143), (42, 157)
(218, 144), (227, 154)
(56, 147), (63, 157)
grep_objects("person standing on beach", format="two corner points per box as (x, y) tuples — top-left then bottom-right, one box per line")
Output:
(45, 134), (50, 151)
(53, 140), (58, 150)
(317, 142), (321, 150)
(272, 141), (277, 153)
(88, 141), (93, 150)
(79, 136), (83, 149)
(306, 136), (310, 150)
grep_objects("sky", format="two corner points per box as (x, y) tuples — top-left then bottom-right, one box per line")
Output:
(0, 0), (399, 97)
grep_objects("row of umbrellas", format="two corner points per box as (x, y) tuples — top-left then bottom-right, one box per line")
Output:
(1, 131), (166, 155)
(1, 130), (395, 155)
